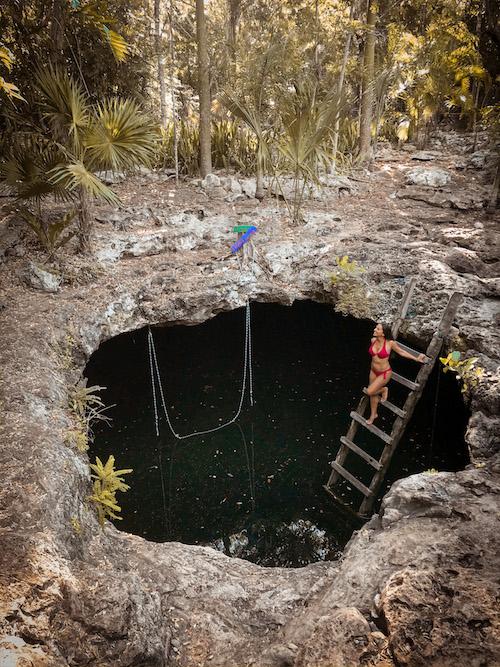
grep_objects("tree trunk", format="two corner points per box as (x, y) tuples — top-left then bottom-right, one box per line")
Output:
(227, 0), (241, 64)
(314, 0), (322, 82)
(196, 0), (212, 176)
(168, 0), (179, 182)
(330, 0), (356, 174)
(154, 0), (168, 128)
(487, 156), (500, 211)
(77, 186), (92, 253)
(255, 155), (264, 200)
(358, 0), (377, 163)
(49, 0), (66, 66)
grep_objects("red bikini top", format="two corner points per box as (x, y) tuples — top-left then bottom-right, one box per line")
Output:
(369, 338), (390, 359)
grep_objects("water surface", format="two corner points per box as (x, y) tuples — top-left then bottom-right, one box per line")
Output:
(86, 301), (469, 566)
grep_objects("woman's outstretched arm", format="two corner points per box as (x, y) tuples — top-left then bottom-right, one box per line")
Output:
(391, 341), (427, 363)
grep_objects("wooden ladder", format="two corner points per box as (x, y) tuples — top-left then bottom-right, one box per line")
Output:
(324, 278), (462, 518)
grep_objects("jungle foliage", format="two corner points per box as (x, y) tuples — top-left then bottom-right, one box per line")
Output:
(0, 0), (498, 243)
(89, 455), (133, 527)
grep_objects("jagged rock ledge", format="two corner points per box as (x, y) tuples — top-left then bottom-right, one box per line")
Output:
(1, 157), (499, 666)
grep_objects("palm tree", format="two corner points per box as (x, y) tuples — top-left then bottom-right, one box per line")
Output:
(218, 91), (269, 200)
(276, 82), (341, 224)
(2, 66), (158, 253)
(221, 81), (341, 225)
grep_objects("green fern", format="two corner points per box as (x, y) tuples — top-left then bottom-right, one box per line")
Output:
(89, 455), (132, 527)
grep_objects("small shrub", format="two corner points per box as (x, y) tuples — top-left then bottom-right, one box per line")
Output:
(64, 427), (89, 452)
(65, 380), (113, 452)
(330, 255), (377, 319)
(70, 516), (82, 535)
(58, 331), (76, 371)
(13, 205), (77, 258)
(89, 455), (132, 527)
(439, 351), (484, 393)
(68, 379), (112, 427)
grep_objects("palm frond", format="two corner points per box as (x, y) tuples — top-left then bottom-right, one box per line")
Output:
(0, 45), (14, 71)
(99, 25), (129, 62)
(0, 76), (25, 101)
(84, 98), (159, 172)
(0, 135), (71, 202)
(218, 91), (271, 171)
(278, 84), (340, 173)
(49, 161), (121, 205)
(35, 66), (90, 152)
(219, 91), (263, 138)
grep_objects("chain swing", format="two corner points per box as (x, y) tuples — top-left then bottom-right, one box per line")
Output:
(148, 298), (254, 440)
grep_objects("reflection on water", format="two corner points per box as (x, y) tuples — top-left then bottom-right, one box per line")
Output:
(86, 301), (469, 567)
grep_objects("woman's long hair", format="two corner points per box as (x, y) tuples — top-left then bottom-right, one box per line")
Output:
(381, 323), (394, 340)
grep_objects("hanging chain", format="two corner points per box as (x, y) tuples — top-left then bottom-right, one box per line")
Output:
(248, 298), (253, 407)
(148, 328), (160, 437)
(148, 300), (253, 440)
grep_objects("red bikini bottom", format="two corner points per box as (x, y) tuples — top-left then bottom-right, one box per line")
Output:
(372, 367), (391, 379)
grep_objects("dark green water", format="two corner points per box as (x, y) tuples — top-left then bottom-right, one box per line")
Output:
(85, 301), (469, 567)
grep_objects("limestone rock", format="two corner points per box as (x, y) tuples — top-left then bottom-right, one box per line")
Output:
(466, 411), (500, 460)
(411, 150), (439, 161)
(294, 608), (393, 667)
(240, 178), (257, 198)
(320, 173), (354, 192)
(1, 140), (500, 667)
(201, 173), (221, 189)
(444, 248), (490, 277)
(225, 192), (247, 203)
(405, 167), (452, 187)
(375, 147), (401, 162)
(397, 186), (486, 210)
(0, 635), (66, 666)
(94, 170), (126, 185)
(25, 261), (62, 292)
(378, 563), (500, 666)
(467, 151), (488, 169)
(222, 176), (243, 194)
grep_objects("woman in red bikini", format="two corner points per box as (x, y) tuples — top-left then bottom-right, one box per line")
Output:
(366, 323), (426, 425)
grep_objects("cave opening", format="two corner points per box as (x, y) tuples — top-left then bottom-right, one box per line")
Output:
(85, 300), (469, 567)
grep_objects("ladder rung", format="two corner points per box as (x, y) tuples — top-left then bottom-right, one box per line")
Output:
(362, 389), (406, 418)
(323, 486), (365, 519)
(330, 461), (373, 496)
(350, 411), (393, 444)
(395, 341), (430, 361)
(391, 372), (419, 390)
(340, 436), (382, 470)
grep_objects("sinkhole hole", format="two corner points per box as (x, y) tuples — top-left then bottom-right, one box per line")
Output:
(85, 300), (469, 567)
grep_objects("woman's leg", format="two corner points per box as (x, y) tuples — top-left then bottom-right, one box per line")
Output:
(367, 371), (378, 424)
(366, 372), (391, 424)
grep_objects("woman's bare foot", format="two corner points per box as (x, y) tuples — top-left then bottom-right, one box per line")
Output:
(366, 413), (377, 425)
(380, 387), (388, 403)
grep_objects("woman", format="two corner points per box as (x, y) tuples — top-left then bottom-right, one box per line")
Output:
(366, 323), (426, 425)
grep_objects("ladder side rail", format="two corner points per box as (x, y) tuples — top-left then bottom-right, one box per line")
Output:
(392, 277), (417, 339)
(435, 292), (463, 338)
(328, 394), (368, 488)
